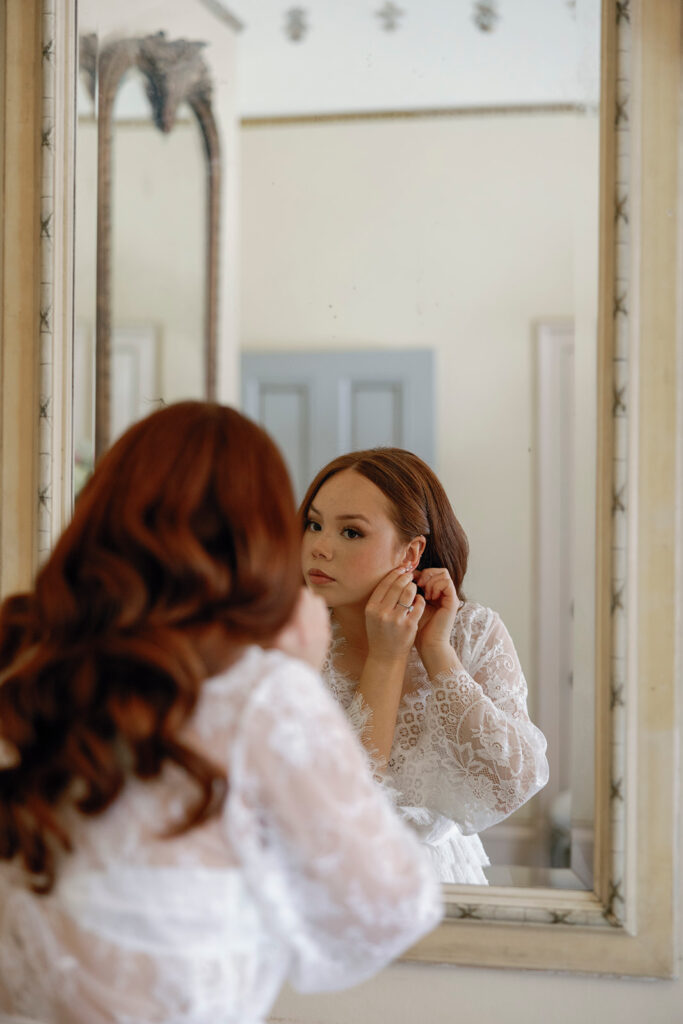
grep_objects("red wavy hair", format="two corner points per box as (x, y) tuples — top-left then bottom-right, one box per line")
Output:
(0, 401), (300, 890)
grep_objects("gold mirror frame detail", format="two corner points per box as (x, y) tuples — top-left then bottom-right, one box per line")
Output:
(84, 30), (221, 459)
(1, 0), (674, 978)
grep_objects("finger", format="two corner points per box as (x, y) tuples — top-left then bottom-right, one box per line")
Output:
(392, 580), (417, 612)
(410, 594), (427, 620)
(415, 567), (451, 585)
(385, 576), (419, 611)
(414, 569), (446, 589)
(368, 566), (414, 608)
(425, 576), (453, 603)
(416, 569), (454, 602)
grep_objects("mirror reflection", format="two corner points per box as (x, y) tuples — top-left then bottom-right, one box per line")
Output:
(301, 449), (550, 886)
(75, 0), (602, 888)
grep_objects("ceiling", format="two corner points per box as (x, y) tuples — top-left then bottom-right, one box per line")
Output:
(222, 0), (602, 118)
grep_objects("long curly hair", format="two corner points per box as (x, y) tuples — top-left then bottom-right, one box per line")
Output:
(300, 448), (469, 599)
(0, 402), (301, 891)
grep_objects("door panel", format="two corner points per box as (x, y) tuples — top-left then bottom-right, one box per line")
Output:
(242, 348), (435, 500)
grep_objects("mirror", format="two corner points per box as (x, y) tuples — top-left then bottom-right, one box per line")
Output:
(74, 0), (602, 889)
(19, 0), (678, 978)
(74, 13), (234, 483)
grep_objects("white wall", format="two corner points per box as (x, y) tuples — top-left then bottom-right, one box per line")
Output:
(75, 120), (206, 402)
(240, 112), (599, 765)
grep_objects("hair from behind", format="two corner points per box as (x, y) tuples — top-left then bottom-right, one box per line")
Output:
(0, 401), (301, 890)
(300, 448), (469, 597)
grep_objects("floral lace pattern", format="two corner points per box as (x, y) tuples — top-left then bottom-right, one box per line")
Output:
(0, 649), (442, 1024)
(324, 602), (549, 841)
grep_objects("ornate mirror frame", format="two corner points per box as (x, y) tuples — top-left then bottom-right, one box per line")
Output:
(79, 29), (221, 458)
(0, 0), (678, 977)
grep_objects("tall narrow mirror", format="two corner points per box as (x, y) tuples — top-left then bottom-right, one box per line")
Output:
(75, 11), (231, 488)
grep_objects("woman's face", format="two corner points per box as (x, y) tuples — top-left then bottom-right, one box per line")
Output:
(302, 469), (409, 610)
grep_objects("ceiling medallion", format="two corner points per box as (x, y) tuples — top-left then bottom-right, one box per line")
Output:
(285, 7), (309, 42)
(472, 1), (499, 33)
(376, 2), (405, 32)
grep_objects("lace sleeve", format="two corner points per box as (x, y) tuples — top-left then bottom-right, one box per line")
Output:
(418, 612), (549, 834)
(224, 656), (443, 993)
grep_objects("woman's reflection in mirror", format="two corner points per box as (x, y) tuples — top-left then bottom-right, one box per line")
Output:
(0, 404), (442, 1024)
(301, 448), (549, 883)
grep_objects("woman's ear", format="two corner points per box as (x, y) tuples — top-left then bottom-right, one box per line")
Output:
(403, 535), (426, 569)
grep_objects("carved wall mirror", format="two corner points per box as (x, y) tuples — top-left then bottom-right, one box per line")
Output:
(75, 25), (225, 472)
(8, 0), (677, 980)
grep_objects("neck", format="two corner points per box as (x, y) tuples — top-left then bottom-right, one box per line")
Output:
(331, 604), (369, 652)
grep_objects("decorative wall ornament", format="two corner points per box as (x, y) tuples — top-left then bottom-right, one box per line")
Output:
(606, 0), (633, 926)
(616, 0), (630, 24)
(285, 7), (309, 42)
(376, 2), (405, 31)
(91, 31), (221, 458)
(472, 1), (499, 33)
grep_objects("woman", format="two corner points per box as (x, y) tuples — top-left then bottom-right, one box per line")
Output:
(0, 404), (442, 1024)
(301, 448), (549, 885)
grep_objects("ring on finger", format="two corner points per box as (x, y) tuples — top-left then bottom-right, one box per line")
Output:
(396, 601), (413, 610)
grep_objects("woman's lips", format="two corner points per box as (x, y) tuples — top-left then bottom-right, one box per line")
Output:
(308, 570), (335, 584)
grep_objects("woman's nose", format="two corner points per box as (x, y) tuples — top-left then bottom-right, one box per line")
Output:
(311, 532), (332, 558)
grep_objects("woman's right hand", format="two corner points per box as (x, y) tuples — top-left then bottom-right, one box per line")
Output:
(271, 587), (331, 671)
(364, 567), (426, 663)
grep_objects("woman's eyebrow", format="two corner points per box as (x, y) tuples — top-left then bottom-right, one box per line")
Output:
(309, 503), (370, 524)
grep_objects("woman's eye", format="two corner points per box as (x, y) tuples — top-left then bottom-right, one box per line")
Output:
(306, 519), (321, 532)
(342, 527), (362, 539)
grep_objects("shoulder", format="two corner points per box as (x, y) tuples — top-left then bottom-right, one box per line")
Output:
(453, 600), (500, 641)
(209, 645), (324, 694)
(200, 647), (329, 724)
(452, 601), (514, 668)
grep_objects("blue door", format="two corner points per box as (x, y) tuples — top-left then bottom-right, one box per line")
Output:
(241, 348), (435, 500)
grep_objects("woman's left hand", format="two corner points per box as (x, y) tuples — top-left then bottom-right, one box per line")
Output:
(413, 567), (460, 657)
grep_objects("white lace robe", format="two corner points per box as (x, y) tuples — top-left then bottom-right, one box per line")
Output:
(0, 648), (442, 1024)
(322, 602), (550, 885)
